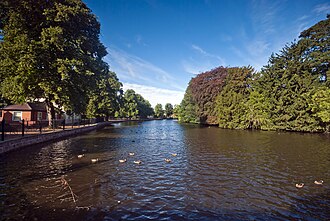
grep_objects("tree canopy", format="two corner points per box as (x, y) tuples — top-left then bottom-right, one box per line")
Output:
(178, 16), (330, 132)
(164, 103), (173, 118)
(0, 0), (113, 124)
(154, 104), (164, 118)
(117, 89), (153, 119)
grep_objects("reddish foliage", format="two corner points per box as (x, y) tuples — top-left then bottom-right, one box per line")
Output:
(188, 66), (229, 124)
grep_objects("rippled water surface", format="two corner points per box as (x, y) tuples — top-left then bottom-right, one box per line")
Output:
(1, 120), (330, 220)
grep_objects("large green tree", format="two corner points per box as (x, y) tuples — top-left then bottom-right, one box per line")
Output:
(86, 71), (123, 120)
(154, 104), (164, 118)
(164, 103), (173, 118)
(118, 89), (153, 119)
(254, 15), (330, 132)
(0, 0), (109, 125)
(178, 86), (199, 123)
(216, 66), (254, 129)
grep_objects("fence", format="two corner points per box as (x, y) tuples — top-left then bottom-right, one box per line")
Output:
(0, 118), (97, 141)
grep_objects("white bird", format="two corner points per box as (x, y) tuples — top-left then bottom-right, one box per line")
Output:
(119, 159), (127, 163)
(91, 158), (99, 163)
(134, 160), (142, 164)
(295, 183), (304, 188)
(165, 158), (172, 163)
(77, 154), (84, 158)
(171, 153), (177, 157)
(129, 152), (135, 156)
(314, 180), (323, 185)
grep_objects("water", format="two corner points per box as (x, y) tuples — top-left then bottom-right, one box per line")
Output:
(1, 120), (329, 220)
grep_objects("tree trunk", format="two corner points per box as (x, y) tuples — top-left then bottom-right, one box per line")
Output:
(46, 100), (56, 128)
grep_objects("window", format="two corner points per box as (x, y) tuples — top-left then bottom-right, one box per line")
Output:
(13, 111), (22, 121)
(37, 112), (43, 121)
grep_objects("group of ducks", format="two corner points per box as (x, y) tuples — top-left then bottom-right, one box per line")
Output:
(118, 152), (178, 164)
(77, 154), (100, 163)
(296, 180), (324, 188)
(77, 152), (178, 165)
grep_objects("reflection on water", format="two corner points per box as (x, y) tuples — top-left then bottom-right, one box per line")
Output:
(0, 120), (330, 220)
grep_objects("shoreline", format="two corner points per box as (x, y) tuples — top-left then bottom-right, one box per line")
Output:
(0, 119), (160, 155)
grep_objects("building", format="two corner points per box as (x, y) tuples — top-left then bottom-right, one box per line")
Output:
(0, 102), (48, 125)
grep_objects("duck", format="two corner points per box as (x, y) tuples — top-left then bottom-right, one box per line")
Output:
(91, 158), (99, 163)
(314, 180), (323, 185)
(134, 160), (142, 164)
(295, 183), (304, 188)
(165, 158), (172, 163)
(77, 154), (85, 158)
(171, 153), (177, 157)
(129, 152), (135, 156)
(119, 159), (127, 163)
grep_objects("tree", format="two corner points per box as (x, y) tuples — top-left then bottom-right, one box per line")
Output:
(0, 0), (108, 126)
(216, 66), (254, 129)
(154, 104), (164, 118)
(173, 104), (180, 118)
(86, 71), (123, 120)
(308, 87), (330, 132)
(178, 86), (199, 123)
(119, 89), (139, 119)
(136, 94), (154, 118)
(117, 89), (153, 119)
(164, 103), (173, 118)
(188, 66), (228, 124)
(255, 16), (330, 132)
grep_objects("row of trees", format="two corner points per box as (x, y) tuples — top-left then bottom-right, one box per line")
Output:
(178, 16), (330, 132)
(154, 103), (174, 118)
(0, 0), (175, 124)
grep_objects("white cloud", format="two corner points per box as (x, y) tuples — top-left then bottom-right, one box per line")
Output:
(104, 46), (184, 91)
(313, 3), (330, 14)
(183, 44), (225, 75)
(192, 44), (208, 55)
(122, 83), (184, 107)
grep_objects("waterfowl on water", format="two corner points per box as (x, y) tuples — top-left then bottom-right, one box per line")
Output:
(134, 160), (142, 164)
(129, 152), (135, 156)
(91, 158), (99, 163)
(119, 159), (127, 163)
(314, 180), (323, 185)
(165, 158), (171, 163)
(171, 153), (177, 157)
(77, 154), (85, 158)
(295, 183), (304, 188)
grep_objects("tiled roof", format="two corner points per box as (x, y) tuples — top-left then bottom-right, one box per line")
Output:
(2, 102), (47, 111)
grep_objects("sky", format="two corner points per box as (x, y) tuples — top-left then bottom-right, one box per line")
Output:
(84, 0), (330, 107)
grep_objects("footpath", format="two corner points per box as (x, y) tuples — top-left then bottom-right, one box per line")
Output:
(0, 120), (125, 155)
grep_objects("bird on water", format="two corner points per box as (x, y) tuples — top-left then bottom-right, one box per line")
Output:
(296, 183), (304, 188)
(314, 180), (323, 185)
(91, 158), (99, 163)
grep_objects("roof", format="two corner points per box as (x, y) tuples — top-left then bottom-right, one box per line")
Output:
(1, 102), (47, 112)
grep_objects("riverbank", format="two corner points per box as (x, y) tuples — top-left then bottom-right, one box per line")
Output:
(0, 121), (110, 155)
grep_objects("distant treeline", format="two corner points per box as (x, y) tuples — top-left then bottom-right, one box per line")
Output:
(177, 16), (330, 132)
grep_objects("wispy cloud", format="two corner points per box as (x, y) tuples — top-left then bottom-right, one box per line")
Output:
(313, 3), (330, 14)
(104, 46), (184, 91)
(135, 34), (148, 46)
(230, 0), (285, 70)
(123, 83), (184, 107)
(183, 44), (225, 75)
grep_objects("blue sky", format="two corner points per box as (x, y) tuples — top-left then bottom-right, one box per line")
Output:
(84, 0), (330, 107)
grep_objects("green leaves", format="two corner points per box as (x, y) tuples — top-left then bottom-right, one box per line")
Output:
(179, 16), (329, 132)
(154, 104), (164, 118)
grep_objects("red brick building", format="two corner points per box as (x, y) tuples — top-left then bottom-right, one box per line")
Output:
(0, 102), (48, 125)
